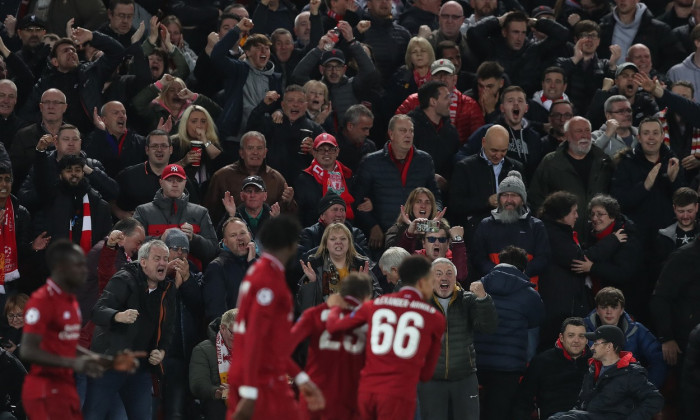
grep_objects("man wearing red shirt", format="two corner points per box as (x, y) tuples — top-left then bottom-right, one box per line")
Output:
(20, 240), (106, 419)
(291, 273), (373, 420)
(327, 255), (445, 419)
(227, 215), (325, 420)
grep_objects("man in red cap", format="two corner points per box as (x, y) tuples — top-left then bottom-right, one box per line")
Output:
(133, 163), (218, 265)
(295, 133), (355, 227)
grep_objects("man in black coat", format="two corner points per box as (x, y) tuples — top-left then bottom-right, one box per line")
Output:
(513, 317), (592, 420)
(548, 325), (664, 419)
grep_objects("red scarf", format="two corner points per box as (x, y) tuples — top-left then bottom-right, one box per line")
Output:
(327, 9), (343, 23)
(595, 222), (615, 241)
(303, 160), (355, 220)
(69, 194), (92, 254)
(0, 196), (19, 288)
(413, 69), (430, 88)
(388, 143), (415, 186)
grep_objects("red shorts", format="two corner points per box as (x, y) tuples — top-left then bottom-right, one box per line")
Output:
(22, 378), (82, 420)
(358, 391), (415, 420)
(227, 381), (301, 420)
(300, 393), (360, 420)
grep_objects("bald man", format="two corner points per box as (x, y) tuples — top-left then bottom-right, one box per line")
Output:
(449, 124), (525, 245)
(84, 100), (146, 177)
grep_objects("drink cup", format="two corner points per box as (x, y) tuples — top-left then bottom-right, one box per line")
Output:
(190, 141), (203, 167)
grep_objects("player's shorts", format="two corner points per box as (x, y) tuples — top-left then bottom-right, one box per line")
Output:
(228, 379), (301, 420)
(300, 393), (360, 420)
(22, 378), (82, 420)
(358, 391), (416, 420)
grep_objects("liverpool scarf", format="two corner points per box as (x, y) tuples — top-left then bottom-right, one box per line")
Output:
(69, 194), (92, 254)
(216, 331), (231, 385)
(303, 159), (355, 219)
(0, 196), (19, 290)
(658, 107), (700, 155)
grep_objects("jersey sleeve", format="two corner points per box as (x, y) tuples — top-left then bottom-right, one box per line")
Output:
(23, 296), (49, 336)
(326, 304), (369, 334)
(290, 306), (321, 349)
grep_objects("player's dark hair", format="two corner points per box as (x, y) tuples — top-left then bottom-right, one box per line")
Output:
(340, 273), (373, 300)
(398, 255), (432, 286)
(673, 187), (699, 207)
(560, 317), (585, 334)
(112, 217), (144, 237)
(46, 239), (83, 271)
(498, 245), (528, 272)
(418, 81), (447, 110)
(258, 215), (300, 251)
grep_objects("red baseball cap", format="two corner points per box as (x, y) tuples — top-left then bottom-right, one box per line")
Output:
(161, 164), (187, 180)
(313, 133), (338, 149)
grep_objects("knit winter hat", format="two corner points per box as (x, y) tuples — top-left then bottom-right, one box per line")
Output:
(498, 170), (527, 202)
(318, 191), (346, 214)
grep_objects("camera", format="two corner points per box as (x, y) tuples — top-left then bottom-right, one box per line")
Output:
(416, 220), (439, 233)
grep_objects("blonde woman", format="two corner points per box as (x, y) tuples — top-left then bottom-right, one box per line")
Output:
(388, 36), (435, 111)
(296, 223), (377, 312)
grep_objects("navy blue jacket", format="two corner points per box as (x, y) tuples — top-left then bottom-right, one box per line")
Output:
(474, 264), (545, 372)
(202, 249), (257, 322)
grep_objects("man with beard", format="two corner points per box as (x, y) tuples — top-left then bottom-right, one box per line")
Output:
(32, 154), (112, 257)
(461, 0), (498, 33)
(586, 62), (659, 130)
(655, 187), (699, 268)
(471, 170), (550, 283)
(513, 317), (592, 420)
(529, 116), (613, 237)
(203, 217), (257, 322)
(548, 325), (663, 419)
(11, 15), (50, 83)
(592, 95), (639, 157)
(19, 123), (118, 213)
(211, 17), (283, 148)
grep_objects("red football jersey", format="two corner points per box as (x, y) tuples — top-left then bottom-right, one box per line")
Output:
(291, 300), (367, 420)
(22, 279), (82, 398)
(227, 253), (301, 412)
(327, 287), (445, 399)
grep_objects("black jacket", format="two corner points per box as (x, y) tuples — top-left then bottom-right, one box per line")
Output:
(356, 15), (411, 83)
(398, 6), (438, 35)
(449, 153), (524, 239)
(597, 8), (684, 73)
(91, 262), (176, 358)
(513, 341), (592, 420)
(84, 128), (147, 178)
(114, 161), (200, 212)
(298, 221), (369, 260)
(202, 250), (256, 322)
(572, 352), (664, 419)
(651, 239), (700, 350)
(555, 54), (614, 119)
(408, 109), (460, 179)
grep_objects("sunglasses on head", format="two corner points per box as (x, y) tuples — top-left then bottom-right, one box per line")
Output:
(426, 237), (448, 243)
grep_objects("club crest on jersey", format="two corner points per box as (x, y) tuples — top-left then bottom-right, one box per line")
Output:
(25, 307), (39, 325)
(256, 288), (274, 306)
(63, 311), (71, 320)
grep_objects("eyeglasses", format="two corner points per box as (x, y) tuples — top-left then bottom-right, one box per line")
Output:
(590, 212), (609, 219)
(610, 108), (633, 115)
(550, 112), (573, 120)
(315, 146), (338, 154)
(41, 100), (66, 106)
(591, 340), (609, 347)
(324, 64), (344, 71)
(578, 32), (599, 39)
(169, 246), (189, 253)
(148, 144), (171, 150)
(115, 13), (134, 20)
(7, 313), (23, 320)
(439, 14), (463, 20)
(425, 237), (448, 243)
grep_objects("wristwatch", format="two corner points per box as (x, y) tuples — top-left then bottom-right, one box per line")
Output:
(453, 235), (463, 242)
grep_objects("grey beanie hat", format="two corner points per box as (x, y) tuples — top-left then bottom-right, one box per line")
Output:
(498, 170), (527, 202)
(164, 228), (189, 250)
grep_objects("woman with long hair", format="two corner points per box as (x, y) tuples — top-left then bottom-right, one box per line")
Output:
(385, 187), (441, 249)
(296, 223), (377, 313)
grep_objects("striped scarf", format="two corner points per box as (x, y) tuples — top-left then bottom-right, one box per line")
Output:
(69, 194), (92, 254)
(658, 107), (700, 155)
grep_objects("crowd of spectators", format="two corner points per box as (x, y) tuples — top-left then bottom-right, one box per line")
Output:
(0, 0), (699, 418)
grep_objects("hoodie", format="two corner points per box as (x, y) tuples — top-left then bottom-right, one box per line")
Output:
(241, 60), (277, 135)
(667, 53), (700, 103)
(611, 3), (646, 64)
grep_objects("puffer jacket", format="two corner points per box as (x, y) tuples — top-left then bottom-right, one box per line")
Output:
(133, 189), (218, 264)
(353, 144), (441, 232)
(429, 286), (498, 380)
(584, 311), (667, 387)
(573, 352), (664, 419)
(474, 264), (544, 372)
